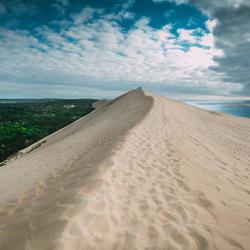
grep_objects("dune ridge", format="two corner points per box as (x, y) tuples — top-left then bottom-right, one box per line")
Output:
(0, 89), (250, 249)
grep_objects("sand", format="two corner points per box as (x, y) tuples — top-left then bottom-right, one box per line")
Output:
(0, 89), (250, 250)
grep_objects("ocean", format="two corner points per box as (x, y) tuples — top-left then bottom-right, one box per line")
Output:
(183, 100), (250, 119)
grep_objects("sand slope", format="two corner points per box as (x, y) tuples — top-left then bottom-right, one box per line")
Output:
(0, 89), (250, 250)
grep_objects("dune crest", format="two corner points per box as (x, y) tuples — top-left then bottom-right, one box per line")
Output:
(1, 89), (250, 250)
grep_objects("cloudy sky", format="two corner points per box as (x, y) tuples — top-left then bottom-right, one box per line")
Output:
(0, 0), (249, 99)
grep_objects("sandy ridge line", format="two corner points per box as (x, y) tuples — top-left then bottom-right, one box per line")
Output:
(0, 88), (153, 250)
(1, 89), (250, 249)
(58, 92), (203, 249)
(58, 92), (250, 249)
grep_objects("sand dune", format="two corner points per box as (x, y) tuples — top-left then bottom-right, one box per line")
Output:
(0, 89), (250, 250)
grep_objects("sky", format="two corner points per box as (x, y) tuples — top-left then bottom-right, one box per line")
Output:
(0, 0), (249, 99)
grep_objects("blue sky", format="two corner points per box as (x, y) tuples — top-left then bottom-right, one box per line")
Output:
(0, 0), (249, 99)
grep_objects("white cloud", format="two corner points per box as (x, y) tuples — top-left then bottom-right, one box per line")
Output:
(71, 7), (98, 25)
(0, 7), (241, 97)
(121, 0), (136, 9)
(198, 20), (217, 47)
(177, 29), (198, 43)
(153, 0), (188, 4)
(53, 0), (69, 14)
(177, 20), (218, 48)
(177, 27), (215, 48)
(157, 0), (250, 9)
(200, 33), (214, 47)
(206, 19), (217, 32)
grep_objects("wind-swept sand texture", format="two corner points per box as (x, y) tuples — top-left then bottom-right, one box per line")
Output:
(0, 89), (250, 250)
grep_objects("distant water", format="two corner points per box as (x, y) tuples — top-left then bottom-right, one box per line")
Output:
(183, 100), (250, 119)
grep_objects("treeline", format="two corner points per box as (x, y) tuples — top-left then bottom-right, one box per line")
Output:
(0, 99), (96, 163)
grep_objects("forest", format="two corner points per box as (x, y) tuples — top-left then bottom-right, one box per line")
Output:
(0, 99), (97, 163)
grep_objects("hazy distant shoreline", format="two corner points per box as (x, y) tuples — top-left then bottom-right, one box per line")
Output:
(184, 99), (250, 118)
